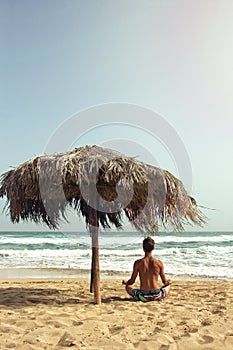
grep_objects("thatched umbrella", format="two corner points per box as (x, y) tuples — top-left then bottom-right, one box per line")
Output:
(0, 145), (205, 304)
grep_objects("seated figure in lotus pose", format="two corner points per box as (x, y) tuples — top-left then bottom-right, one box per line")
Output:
(122, 237), (172, 302)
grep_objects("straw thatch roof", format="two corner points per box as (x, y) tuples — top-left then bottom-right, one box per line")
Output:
(0, 145), (205, 232)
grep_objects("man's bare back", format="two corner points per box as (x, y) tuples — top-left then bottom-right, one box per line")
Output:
(122, 237), (171, 301)
(135, 256), (165, 290)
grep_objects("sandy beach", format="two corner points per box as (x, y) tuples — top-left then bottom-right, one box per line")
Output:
(0, 277), (233, 350)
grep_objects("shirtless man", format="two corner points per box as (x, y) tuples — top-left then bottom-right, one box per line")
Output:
(122, 237), (172, 301)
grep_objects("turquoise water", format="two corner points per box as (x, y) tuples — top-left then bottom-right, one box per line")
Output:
(0, 231), (232, 279)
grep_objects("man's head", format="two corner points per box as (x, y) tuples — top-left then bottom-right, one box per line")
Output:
(143, 237), (155, 252)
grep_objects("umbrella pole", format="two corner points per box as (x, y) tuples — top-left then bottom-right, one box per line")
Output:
(88, 184), (101, 305)
(90, 227), (96, 294)
(90, 258), (94, 293)
(90, 226), (101, 304)
(90, 238), (98, 294)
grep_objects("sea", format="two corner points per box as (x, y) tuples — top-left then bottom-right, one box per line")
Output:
(0, 231), (233, 280)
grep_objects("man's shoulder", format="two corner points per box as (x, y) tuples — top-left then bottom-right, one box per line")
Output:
(135, 257), (162, 264)
(134, 256), (163, 266)
(153, 258), (163, 265)
(134, 257), (146, 267)
(152, 257), (163, 266)
(134, 258), (143, 264)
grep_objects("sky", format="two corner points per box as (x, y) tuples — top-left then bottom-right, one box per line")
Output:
(0, 0), (233, 232)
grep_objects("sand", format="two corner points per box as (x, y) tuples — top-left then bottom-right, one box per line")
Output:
(0, 278), (233, 350)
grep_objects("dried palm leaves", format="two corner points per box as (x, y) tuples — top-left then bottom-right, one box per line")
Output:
(0, 145), (205, 232)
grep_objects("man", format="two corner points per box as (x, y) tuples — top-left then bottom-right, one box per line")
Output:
(122, 237), (172, 302)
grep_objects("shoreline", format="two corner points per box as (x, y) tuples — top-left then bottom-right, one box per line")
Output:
(0, 267), (231, 281)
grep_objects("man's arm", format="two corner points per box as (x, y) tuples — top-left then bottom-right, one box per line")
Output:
(159, 260), (172, 286)
(122, 261), (139, 286)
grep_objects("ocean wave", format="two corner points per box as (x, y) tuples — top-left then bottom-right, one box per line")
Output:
(0, 231), (233, 279)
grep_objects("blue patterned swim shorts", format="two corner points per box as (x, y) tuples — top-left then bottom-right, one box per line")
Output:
(132, 288), (167, 302)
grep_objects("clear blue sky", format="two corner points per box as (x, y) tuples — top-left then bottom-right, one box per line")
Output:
(0, 0), (233, 232)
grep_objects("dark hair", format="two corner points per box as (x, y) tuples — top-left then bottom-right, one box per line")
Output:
(143, 237), (155, 252)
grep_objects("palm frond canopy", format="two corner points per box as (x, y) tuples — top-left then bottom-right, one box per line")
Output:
(0, 145), (205, 232)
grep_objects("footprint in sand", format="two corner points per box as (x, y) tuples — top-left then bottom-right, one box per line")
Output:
(198, 335), (214, 344)
(108, 325), (124, 335)
(183, 325), (199, 333)
(160, 312), (168, 316)
(211, 305), (226, 315)
(159, 346), (170, 350)
(201, 318), (212, 326)
(4, 342), (19, 349)
(73, 321), (84, 326)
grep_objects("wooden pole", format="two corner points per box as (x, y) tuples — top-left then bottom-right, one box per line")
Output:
(90, 256), (94, 293)
(89, 226), (97, 294)
(88, 183), (101, 304)
(90, 226), (101, 304)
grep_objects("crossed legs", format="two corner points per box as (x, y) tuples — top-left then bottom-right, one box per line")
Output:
(125, 284), (171, 299)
